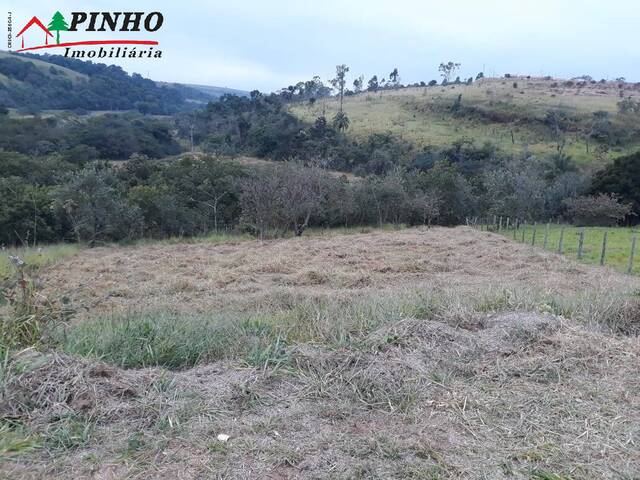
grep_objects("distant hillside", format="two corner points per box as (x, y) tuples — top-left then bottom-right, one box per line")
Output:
(290, 76), (640, 166)
(0, 51), (246, 114)
(157, 82), (249, 105)
(183, 83), (249, 99)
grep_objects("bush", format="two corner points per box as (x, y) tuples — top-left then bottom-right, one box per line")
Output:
(563, 194), (632, 226)
(52, 165), (143, 244)
(590, 151), (640, 215)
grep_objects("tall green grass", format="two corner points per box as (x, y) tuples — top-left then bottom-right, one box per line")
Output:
(60, 293), (436, 370)
(0, 244), (80, 282)
(60, 284), (639, 370)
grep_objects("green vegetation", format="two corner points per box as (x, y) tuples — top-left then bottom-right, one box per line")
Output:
(0, 423), (40, 457)
(60, 293), (417, 369)
(0, 52), (212, 114)
(499, 224), (639, 274)
(0, 244), (79, 282)
(1, 59), (639, 249)
(0, 113), (181, 159)
(290, 79), (640, 166)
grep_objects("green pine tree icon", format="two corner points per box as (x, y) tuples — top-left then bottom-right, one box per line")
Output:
(48, 11), (69, 44)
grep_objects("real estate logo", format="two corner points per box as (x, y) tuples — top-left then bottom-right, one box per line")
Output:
(9, 10), (163, 59)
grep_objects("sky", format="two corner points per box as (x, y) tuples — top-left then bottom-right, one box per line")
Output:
(4, 0), (640, 92)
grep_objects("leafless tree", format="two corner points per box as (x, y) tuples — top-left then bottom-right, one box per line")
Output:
(239, 163), (326, 238)
(412, 191), (441, 226)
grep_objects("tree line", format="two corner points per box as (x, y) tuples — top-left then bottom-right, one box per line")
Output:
(2, 61), (639, 246)
(2, 146), (638, 246)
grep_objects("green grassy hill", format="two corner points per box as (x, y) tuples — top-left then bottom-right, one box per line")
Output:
(0, 50), (88, 85)
(290, 77), (640, 166)
(0, 51), (245, 114)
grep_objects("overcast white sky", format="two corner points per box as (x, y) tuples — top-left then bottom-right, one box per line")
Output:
(5, 1), (640, 91)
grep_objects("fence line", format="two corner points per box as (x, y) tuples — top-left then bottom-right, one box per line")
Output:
(471, 218), (638, 275)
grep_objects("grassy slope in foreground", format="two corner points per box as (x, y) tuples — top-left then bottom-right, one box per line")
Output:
(290, 77), (640, 166)
(2, 227), (640, 478)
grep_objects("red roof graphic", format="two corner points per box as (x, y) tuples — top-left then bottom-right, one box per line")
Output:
(16, 16), (53, 38)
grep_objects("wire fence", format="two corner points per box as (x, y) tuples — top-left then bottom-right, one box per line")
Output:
(467, 216), (639, 275)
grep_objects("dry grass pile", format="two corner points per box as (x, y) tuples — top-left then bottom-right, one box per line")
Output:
(2, 227), (640, 478)
(2, 310), (639, 478)
(37, 227), (640, 320)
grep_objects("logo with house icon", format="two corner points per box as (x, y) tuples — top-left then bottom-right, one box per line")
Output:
(16, 16), (53, 50)
(12, 10), (163, 57)
(16, 12), (70, 49)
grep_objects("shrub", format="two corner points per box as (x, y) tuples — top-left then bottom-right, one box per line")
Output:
(590, 151), (640, 215)
(52, 165), (143, 244)
(563, 193), (633, 226)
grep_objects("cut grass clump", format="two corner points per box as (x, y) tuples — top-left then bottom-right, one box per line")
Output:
(43, 414), (94, 451)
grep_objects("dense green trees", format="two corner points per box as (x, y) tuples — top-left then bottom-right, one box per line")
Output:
(2, 60), (640, 247)
(590, 152), (640, 214)
(0, 113), (180, 160)
(52, 166), (143, 244)
(563, 194), (632, 226)
(1, 146), (636, 246)
(0, 54), (209, 114)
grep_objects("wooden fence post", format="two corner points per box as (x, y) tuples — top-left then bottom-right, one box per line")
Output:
(499, 216), (503, 231)
(521, 223), (526, 243)
(577, 228), (585, 260)
(531, 223), (537, 246)
(543, 223), (550, 249)
(628, 234), (637, 274)
(506, 217), (510, 231)
(558, 227), (565, 254)
(600, 231), (608, 266)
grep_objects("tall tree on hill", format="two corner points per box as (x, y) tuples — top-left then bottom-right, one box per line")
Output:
(48, 11), (69, 44)
(353, 75), (364, 93)
(438, 61), (461, 84)
(333, 111), (350, 132)
(367, 75), (379, 92)
(389, 68), (400, 88)
(331, 64), (350, 113)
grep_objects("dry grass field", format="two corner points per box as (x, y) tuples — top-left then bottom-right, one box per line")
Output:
(2, 227), (640, 479)
(290, 77), (640, 165)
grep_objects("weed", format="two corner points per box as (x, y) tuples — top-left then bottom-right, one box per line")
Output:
(1, 257), (68, 352)
(44, 414), (94, 450)
(62, 312), (238, 369)
(207, 441), (229, 455)
(531, 470), (572, 480)
(0, 422), (39, 457)
(123, 432), (146, 457)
